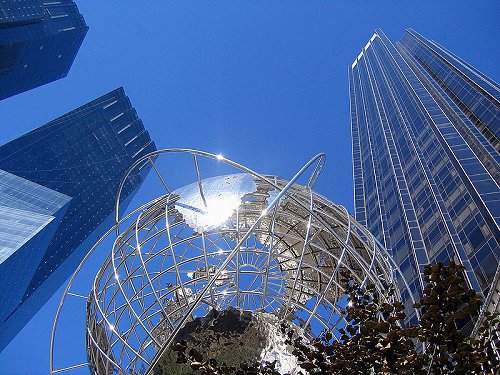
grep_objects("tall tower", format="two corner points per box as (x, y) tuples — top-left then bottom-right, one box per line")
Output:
(0, 87), (156, 351)
(349, 29), (499, 325)
(0, 0), (88, 100)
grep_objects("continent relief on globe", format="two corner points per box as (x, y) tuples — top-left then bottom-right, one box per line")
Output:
(153, 307), (306, 374)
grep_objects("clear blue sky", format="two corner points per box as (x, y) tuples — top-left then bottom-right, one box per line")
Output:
(0, 1), (498, 374)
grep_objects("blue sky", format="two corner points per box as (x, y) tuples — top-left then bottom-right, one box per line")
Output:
(0, 1), (499, 374)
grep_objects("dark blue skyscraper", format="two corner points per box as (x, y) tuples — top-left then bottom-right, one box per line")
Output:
(349, 29), (499, 325)
(0, 87), (156, 351)
(0, 0), (87, 100)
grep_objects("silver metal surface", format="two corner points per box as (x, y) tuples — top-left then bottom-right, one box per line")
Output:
(50, 149), (416, 375)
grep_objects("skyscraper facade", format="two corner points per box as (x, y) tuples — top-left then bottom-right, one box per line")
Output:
(0, 0), (87, 100)
(0, 169), (71, 325)
(349, 29), (499, 324)
(0, 87), (156, 351)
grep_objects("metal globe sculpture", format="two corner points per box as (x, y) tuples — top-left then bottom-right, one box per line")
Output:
(50, 150), (414, 375)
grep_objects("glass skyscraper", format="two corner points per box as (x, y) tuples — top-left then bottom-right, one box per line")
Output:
(0, 0), (87, 100)
(0, 170), (71, 325)
(349, 29), (499, 324)
(0, 87), (156, 351)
